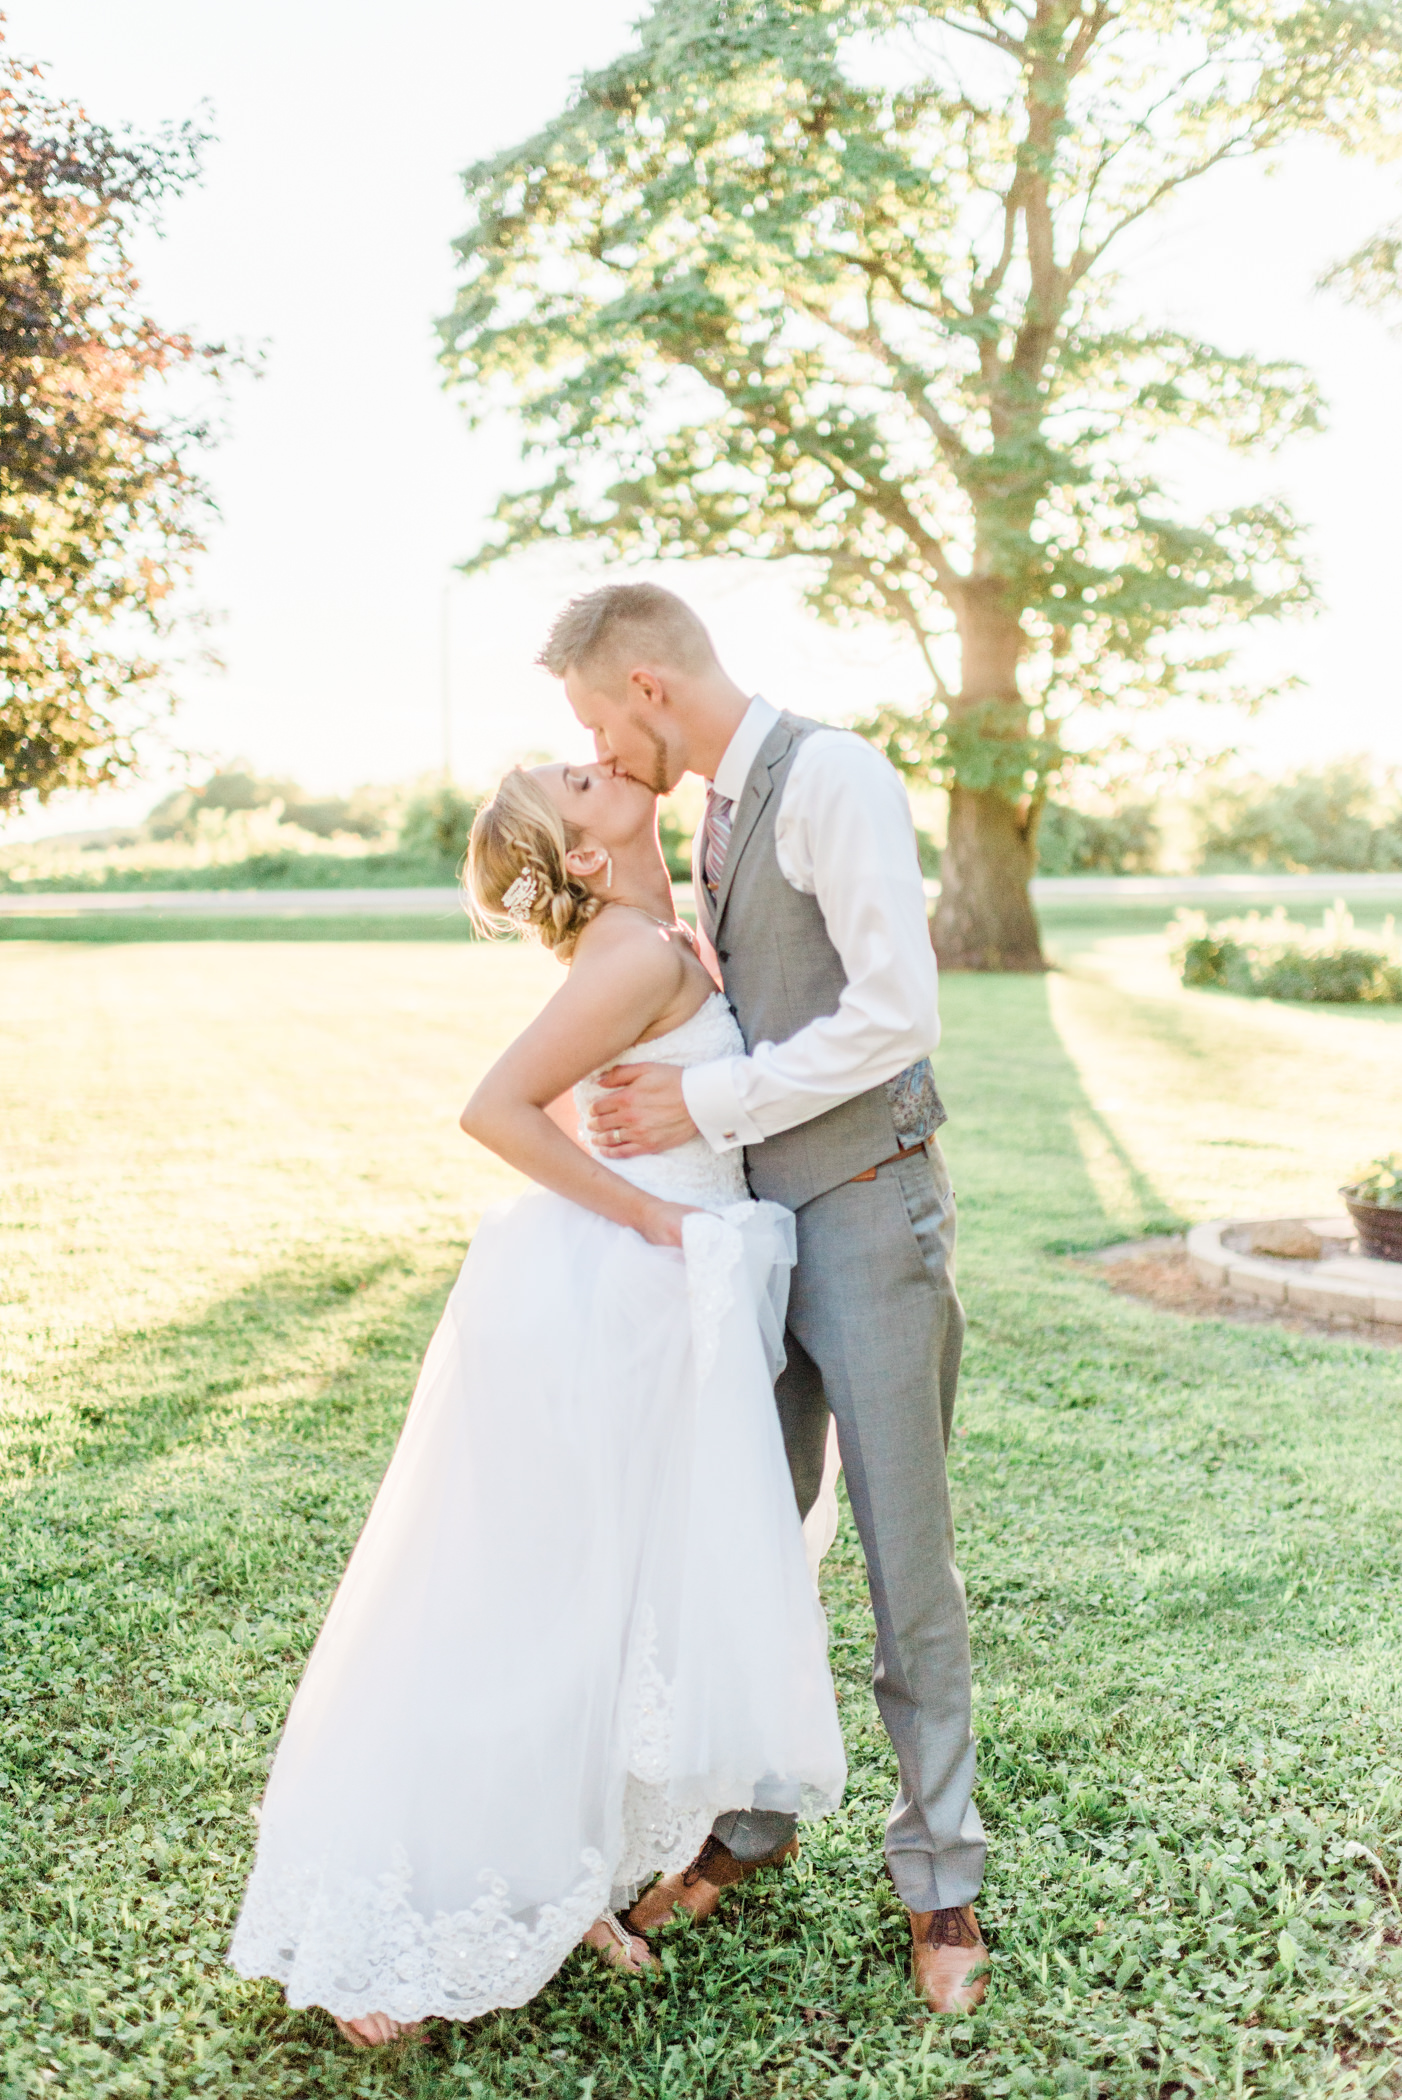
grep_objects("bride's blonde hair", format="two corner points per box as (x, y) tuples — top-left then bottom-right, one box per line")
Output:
(464, 767), (605, 959)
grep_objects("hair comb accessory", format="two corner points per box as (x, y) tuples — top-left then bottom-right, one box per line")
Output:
(501, 869), (542, 924)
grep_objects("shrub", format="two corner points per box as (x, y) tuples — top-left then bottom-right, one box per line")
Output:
(1037, 799), (1160, 875)
(1171, 903), (1402, 1004)
(396, 783), (478, 867)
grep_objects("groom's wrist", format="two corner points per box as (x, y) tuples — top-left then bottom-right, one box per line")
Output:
(681, 1059), (761, 1155)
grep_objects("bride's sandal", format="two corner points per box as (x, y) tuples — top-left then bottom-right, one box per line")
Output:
(583, 1910), (655, 1975)
(331, 2013), (425, 2049)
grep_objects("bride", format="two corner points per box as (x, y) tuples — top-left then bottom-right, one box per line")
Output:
(228, 760), (846, 2045)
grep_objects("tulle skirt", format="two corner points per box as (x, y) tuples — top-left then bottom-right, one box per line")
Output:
(228, 1189), (846, 2022)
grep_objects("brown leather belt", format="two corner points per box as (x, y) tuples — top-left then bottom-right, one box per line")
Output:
(848, 1142), (927, 1184)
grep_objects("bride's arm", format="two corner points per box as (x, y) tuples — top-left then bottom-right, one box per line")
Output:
(460, 913), (697, 1247)
(543, 1092), (582, 1143)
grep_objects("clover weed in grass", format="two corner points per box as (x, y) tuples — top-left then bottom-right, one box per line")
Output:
(2, 930), (1402, 2097)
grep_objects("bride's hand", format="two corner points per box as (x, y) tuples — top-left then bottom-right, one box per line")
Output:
(637, 1198), (701, 1248)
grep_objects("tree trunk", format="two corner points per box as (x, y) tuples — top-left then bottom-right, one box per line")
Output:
(931, 786), (1044, 970)
(929, 579), (1046, 972)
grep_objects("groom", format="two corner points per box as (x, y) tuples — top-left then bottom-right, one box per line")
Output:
(540, 583), (987, 2014)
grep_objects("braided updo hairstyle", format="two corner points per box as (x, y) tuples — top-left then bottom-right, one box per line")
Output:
(464, 767), (606, 960)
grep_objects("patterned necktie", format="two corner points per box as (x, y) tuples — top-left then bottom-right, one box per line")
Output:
(701, 788), (734, 894)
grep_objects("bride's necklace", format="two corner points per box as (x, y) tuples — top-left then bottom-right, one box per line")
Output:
(604, 898), (697, 947)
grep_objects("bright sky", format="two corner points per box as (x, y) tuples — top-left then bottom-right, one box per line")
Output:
(9, 1), (1402, 840)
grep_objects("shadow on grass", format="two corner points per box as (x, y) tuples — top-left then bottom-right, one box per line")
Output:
(937, 971), (1184, 1260)
(2, 1241), (463, 1483)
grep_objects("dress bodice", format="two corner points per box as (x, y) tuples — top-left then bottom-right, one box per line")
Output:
(574, 992), (749, 1210)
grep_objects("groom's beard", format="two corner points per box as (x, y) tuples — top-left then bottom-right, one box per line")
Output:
(627, 715), (672, 797)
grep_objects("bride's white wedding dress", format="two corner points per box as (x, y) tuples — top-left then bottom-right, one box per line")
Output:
(228, 992), (846, 2023)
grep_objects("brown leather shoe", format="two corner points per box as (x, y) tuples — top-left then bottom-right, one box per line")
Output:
(624, 1833), (799, 1934)
(909, 1904), (988, 2013)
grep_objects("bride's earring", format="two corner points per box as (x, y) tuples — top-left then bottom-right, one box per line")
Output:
(604, 856), (614, 890)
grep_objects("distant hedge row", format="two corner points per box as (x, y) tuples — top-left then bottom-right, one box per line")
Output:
(3, 850), (461, 895)
(1037, 760), (1402, 878)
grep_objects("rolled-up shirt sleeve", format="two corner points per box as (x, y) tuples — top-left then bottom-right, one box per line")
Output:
(681, 732), (940, 1154)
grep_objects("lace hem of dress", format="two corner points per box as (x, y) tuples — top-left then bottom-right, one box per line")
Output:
(229, 1615), (717, 2018)
(228, 1849), (611, 2023)
(612, 1605), (712, 1906)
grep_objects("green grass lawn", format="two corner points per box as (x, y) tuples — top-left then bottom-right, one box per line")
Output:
(0, 913), (477, 944)
(3, 911), (1401, 2099)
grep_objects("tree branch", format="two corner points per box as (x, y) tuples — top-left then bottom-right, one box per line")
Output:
(1063, 0), (1113, 81)
(852, 229), (971, 327)
(834, 551), (954, 697)
(973, 0), (1033, 24)
(1071, 59), (1220, 255)
(680, 356), (968, 600)
(855, 476), (967, 599)
(1076, 124), (1280, 282)
(971, 177), (1024, 314)
(941, 14), (1024, 58)
(809, 293), (975, 475)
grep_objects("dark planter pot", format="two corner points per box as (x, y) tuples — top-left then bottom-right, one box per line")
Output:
(1342, 1193), (1402, 1263)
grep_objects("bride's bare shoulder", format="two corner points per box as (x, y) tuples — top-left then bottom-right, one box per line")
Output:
(570, 904), (685, 988)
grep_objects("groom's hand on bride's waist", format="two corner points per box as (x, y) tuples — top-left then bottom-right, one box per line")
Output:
(590, 1064), (700, 1157)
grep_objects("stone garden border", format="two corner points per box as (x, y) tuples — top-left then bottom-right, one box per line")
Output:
(1187, 1219), (1402, 1326)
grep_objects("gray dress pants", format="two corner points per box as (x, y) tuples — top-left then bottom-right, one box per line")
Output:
(713, 1139), (986, 1912)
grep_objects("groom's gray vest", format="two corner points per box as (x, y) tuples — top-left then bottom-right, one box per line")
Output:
(695, 712), (945, 1211)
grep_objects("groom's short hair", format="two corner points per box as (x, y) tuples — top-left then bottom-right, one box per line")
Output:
(538, 584), (717, 683)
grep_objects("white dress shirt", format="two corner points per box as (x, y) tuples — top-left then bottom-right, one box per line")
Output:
(681, 696), (941, 1155)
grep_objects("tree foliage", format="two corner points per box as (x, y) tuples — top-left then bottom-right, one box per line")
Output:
(1322, 219), (1402, 325)
(145, 769), (394, 844)
(1195, 757), (1402, 873)
(0, 34), (222, 817)
(1035, 796), (1159, 875)
(442, 0), (1401, 965)
(396, 780), (480, 866)
(1318, 81), (1402, 326)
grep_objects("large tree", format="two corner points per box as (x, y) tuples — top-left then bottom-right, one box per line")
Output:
(0, 36), (221, 818)
(442, 0), (1400, 968)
